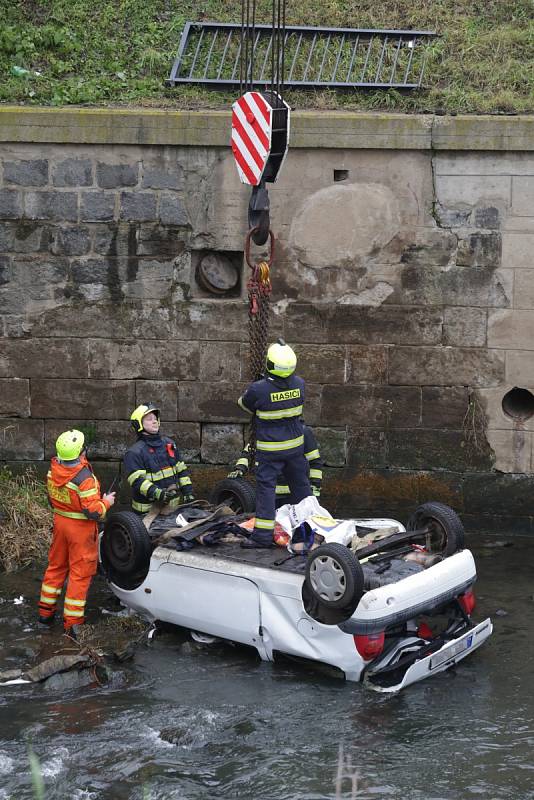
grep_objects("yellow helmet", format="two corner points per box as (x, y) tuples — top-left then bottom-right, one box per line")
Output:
(56, 430), (85, 461)
(130, 402), (160, 433)
(266, 341), (297, 378)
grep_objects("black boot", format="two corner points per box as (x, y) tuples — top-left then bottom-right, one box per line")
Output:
(241, 537), (274, 549)
(65, 624), (83, 641)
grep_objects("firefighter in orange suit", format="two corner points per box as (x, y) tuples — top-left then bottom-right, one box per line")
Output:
(38, 429), (116, 638)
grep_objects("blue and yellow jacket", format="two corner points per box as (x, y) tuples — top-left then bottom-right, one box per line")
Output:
(238, 373), (306, 458)
(123, 432), (193, 514)
(232, 425), (323, 499)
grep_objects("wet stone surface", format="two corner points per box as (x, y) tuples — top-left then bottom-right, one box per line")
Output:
(0, 533), (534, 799)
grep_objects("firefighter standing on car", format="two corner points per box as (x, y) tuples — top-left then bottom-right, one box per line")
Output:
(38, 430), (115, 638)
(237, 340), (312, 548)
(124, 403), (194, 514)
(228, 424), (322, 506)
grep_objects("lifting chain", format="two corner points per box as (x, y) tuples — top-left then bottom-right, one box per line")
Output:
(245, 228), (274, 466)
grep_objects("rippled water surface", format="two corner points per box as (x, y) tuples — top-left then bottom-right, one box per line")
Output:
(1, 533), (533, 799)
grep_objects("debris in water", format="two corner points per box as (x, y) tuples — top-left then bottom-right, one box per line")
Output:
(484, 541), (514, 548)
(43, 666), (107, 692)
(112, 642), (137, 663)
(24, 653), (90, 682)
(0, 668), (22, 681)
(101, 607), (131, 618)
(190, 631), (221, 644)
(0, 611), (147, 691)
(77, 613), (148, 649)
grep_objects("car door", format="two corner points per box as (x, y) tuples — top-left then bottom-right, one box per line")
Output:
(147, 560), (263, 649)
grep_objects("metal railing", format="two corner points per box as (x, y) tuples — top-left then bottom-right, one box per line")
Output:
(167, 22), (436, 90)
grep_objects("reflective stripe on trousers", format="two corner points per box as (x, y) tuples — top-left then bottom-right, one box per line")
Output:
(38, 515), (98, 629)
(252, 453), (311, 543)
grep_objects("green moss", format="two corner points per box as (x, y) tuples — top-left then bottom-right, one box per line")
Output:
(0, 0), (532, 113)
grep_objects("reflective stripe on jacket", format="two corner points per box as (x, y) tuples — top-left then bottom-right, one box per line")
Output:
(231, 425), (322, 496)
(124, 433), (193, 513)
(238, 374), (305, 458)
(47, 458), (109, 522)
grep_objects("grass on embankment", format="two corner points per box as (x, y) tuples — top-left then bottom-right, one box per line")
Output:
(0, 467), (51, 572)
(0, 0), (532, 114)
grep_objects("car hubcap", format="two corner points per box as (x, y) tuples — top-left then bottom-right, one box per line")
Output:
(309, 556), (346, 603)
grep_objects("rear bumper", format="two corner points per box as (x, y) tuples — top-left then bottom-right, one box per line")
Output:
(364, 617), (493, 693)
(340, 550), (477, 635)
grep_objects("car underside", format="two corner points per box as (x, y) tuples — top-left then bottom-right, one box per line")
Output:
(99, 492), (492, 692)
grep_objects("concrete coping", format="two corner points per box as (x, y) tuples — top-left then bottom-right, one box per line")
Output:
(0, 106), (533, 151)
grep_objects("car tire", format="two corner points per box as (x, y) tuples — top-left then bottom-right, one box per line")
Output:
(406, 501), (465, 556)
(304, 543), (365, 611)
(209, 477), (256, 513)
(101, 510), (152, 589)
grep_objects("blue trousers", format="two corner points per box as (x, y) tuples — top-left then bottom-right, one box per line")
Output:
(253, 452), (312, 544)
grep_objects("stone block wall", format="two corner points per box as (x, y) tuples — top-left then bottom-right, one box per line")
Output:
(1, 109), (534, 530)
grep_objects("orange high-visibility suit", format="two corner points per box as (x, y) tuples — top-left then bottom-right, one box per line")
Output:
(38, 457), (111, 630)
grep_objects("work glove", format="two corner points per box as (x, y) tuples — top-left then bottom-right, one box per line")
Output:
(312, 486), (321, 497)
(227, 469), (245, 479)
(182, 494), (195, 503)
(157, 488), (177, 505)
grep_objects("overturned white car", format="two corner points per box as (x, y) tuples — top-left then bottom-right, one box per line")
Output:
(100, 482), (492, 693)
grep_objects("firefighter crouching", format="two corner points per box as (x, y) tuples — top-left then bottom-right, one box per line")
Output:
(238, 341), (312, 548)
(228, 424), (323, 506)
(124, 403), (194, 514)
(38, 430), (116, 638)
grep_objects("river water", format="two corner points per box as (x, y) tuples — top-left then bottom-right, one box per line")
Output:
(0, 532), (533, 800)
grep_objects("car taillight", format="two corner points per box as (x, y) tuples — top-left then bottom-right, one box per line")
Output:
(458, 590), (476, 615)
(417, 621), (434, 640)
(353, 632), (385, 661)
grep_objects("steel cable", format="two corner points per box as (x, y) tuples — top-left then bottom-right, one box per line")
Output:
(272, 1), (275, 96)
(240, 0), (244, 94)
(240, 0), (287, 98)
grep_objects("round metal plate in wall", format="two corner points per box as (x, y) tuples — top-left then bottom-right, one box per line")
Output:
(196, 253), (239, 295)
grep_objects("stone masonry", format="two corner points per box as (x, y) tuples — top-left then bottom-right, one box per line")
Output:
(1, 108), (534, 531)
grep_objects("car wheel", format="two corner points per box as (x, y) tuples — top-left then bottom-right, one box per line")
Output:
(304, 543), (365, 611)
(209, 477), (256, 513)
(406, 501), (465, 556)
(301, 583), (359, 626)
(101, 510), (152, 589)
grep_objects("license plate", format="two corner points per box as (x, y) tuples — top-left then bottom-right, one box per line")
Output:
(429, 633), (473, 670)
